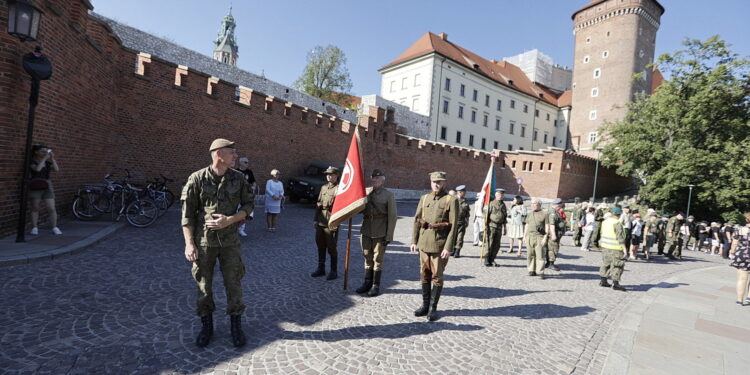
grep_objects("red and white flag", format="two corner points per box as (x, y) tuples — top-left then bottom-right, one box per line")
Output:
(477, 155), (497, 211)
(329, 127), (367, 228)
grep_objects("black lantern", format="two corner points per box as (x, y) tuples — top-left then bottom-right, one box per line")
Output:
(7, 0), (43, 42)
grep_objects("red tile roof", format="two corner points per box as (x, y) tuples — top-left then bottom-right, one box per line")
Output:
(572, 0), (664, 20)
(557, 90), (572, 107)
(380, 32), (566, 107)
(650, 67), (664, 94)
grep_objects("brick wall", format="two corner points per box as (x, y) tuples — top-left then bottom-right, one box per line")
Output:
(0, 0), (631, 236)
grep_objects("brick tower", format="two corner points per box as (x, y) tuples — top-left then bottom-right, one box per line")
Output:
(568, 0), (664, 157)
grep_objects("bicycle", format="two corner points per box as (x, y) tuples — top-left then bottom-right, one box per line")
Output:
(72, 169), (159, 227)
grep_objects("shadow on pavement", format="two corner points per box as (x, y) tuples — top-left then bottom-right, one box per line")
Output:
(442, 303), (596, 319)
(281, 321), (483, 342)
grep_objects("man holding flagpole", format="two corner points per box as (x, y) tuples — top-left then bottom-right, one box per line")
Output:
(411, 171), (459, 322)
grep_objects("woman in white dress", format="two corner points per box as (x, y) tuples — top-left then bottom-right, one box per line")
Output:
(507, 196), (527, 256)
(265, 169), (285, 232)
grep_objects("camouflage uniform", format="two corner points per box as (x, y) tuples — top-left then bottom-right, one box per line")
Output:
(524, 208), (549, 276)
(547, 208), (565, 267)
(656, 217), (668, 254)
(453, 195), (471, 257)
(483, 198), (507, 266)
(665, 216), (685, 259)
(571, 203), (583, 247)
(599, 216), (626, 283)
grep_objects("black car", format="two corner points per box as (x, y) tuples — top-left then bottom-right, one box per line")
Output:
(287, 162), (342, 203)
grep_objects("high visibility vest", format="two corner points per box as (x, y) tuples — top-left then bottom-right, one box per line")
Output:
(600, 217), (624, 251)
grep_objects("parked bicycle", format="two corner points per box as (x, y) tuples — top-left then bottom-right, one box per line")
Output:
(72, 169), (160, 227)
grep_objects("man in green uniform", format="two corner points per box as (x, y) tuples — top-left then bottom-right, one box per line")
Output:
(355, 169), (397, 297)
(599, 206), (627, 291)
(656, 214), (669, 255)
(665, 212), (685, 260)
(591, 204), (605, 248)
(642, 213), (659, 259)
(483, 188), (507, 267)
(182, 138), (254, 348)
(546, 198), (564, 271)
(311, 167), (340, 280)
(453, 185), (471, 258)
(524, 199), (549, 279)
(571, 198), (583, 247)
(411, 171), (459, 322)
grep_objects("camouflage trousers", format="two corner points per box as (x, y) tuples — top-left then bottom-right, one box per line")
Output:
(192, 245), (246, 317)
(361, 236), (386, 271)
(419, 251), (449, 287)
(599, 248), (625, 282)
(454, 222), (467, 252)
(546, 237), (560, 263)
(667, 237), (684, 258)
(526, 235), (546, 275)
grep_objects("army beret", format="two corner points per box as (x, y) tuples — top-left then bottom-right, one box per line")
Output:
(551, 198), (562, 204)
(429, 171), (447, 181)
(209, 138), (235, 151)
(661, 214), (670, 218)
(455, 185), (466, 191)
(324, 166), (340, 175)
(495, 188), (505, 193)
(371, 169), (385, 177)
(611, 206), (623, 215)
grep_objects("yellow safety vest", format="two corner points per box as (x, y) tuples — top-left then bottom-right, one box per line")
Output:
(600, 217), (624, 251)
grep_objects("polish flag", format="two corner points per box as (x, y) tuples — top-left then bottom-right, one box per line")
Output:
(478, 155), (497, 210)
(329, 127), (367, 228)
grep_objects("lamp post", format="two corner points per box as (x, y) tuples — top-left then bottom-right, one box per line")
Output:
(686, 184), (695, 218)
(7, 0), (50, 242)
(591, 147), (603, 203)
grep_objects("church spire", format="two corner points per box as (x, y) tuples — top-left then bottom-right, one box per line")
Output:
(213, 6), (239, 66)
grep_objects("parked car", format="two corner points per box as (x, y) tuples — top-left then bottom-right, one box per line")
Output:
(287, 162), (342, 203)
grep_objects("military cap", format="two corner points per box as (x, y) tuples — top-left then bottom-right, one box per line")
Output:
(429, 171), (447, 181)
(611, 206), (623, 215)
(495, 188), (505, 193)
(551, 198), (562, 204)
(688, 215), (695, 219)
(209, 138), (235, 151)
(371, 169), (385, 177)
(661, 214), (670, 218)
(324, 166), (340, 175)
(455, 185), (466, 191)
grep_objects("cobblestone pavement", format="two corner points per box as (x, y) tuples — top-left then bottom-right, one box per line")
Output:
(0, 203), (728, 374)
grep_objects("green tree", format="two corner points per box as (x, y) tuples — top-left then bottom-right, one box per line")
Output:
(293, 45), (354, 108)
(600, 36), (750, 222)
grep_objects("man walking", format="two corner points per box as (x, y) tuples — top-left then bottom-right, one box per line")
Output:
(182, 138), (254, 348)
(656, 214), (669, 255)
(453, 185), (471, 258)
(546, 199), (564, 271)
(524, 199), (549, 279)
(483, 189), (507, 266)
(571, 198), (583, 247)
(665, 212), (685, 260)
(599, 206), (627, 291)
(411, 172), (459, 322)
(311, 167), (341, 280)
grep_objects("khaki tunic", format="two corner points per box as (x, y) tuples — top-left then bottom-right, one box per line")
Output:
(315, 182), (338, 227)
(412, 191), (460, 254)
(361, 187), (397, 240)
(525, 209), (549, 274)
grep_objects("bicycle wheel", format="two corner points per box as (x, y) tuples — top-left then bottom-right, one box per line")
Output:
(153, 193), (169, 217)
(125, 198), (159, 227)
(92, 191), (112, 213)
(72, 194), (100, 220)
(163, 189), (175, 208)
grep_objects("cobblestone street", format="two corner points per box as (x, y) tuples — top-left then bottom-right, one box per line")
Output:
(0, 203), (730, 375)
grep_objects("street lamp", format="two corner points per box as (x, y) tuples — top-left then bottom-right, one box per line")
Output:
(591, 147), (603, 203)
(7, 0), (52, 242)
(686, 184), (695, 218)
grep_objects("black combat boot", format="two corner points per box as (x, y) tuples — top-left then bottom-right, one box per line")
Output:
(195, 314), (213, 347)
(549, 262), (560, 271)
(326, 255), (338, 280)
(356, 269), (374, 294)
(414, 283), (431, 316)
(368, 271), (382, 297)
(310, 249), (326, 277)
(612, 281), (626, 292)
(599, 277), (611, 287)
(427, 285), (443, 322)
(230, 315), (247, 347)
(454, 248), (461, 258)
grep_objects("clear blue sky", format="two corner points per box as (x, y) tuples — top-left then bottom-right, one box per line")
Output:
(92, 0), (750, 96)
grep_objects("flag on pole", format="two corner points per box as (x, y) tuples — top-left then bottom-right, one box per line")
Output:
(329, 127), (367, 228)
(477, 155), (497, 210)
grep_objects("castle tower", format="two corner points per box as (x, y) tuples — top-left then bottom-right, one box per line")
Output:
(213, 7), (239, 66)
(568, 0), (664, 157)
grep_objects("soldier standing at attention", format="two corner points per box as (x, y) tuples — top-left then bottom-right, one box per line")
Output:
(311, 167), (341, 280)
(453, 185), (471, 258)
(656, 214), (669, 255)
(665, 212), (685, 260)
(546, 199), (564, 271)
(599, 206), (627, 291)
(525, 199), (549, 279)
(182, 138), (254, 348)
(411, 172), (459, 322)
(355, 169), (397, 297)
(484, 189), (508, 267)
(571, 198), (583, 247)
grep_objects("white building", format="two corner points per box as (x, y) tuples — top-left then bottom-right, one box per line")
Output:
(504, 49), (572, 93)
(379, 32), (571, 152)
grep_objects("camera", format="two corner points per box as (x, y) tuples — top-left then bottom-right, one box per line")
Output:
(536, 225), (546, 235)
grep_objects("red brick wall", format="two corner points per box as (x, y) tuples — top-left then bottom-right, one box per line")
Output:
(0, 0), (632, 236)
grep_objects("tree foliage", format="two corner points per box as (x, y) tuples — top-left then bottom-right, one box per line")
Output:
(293, 45), (354, 108)
(600, 36), (750, 222)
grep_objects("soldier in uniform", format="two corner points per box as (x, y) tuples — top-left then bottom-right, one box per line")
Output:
(182, 138), (254, 348)
(411, 172), (459, 322)
(642, 213), (659, 259)
(546, 199), (564, 271)
(591, 203), (605, 248)
(453, 185), (471, 258)
(656, 214), (669, 255)
(665, 212), (685, 259)
(311, 167), (340, 280)
(524, 199), (549, 278)
(483, 188), (507, 267)
(571, 198), (583, 247)
(599, 206), (627, 291)
(355, 169), (397, 297)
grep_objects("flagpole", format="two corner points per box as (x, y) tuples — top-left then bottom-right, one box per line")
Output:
(480, 156), (495, 264)
(343, 217), (352, 291)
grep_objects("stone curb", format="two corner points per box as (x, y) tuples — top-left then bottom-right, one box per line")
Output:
(0, 221), (127, 267)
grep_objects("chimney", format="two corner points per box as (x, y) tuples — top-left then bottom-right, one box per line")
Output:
(438, 32), (448, 41)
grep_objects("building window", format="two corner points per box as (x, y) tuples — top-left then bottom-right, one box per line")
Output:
(589, 110), (597, 120)
(458, 105), (464, 119)
(546, 113), (550, 121)
(471, 110), (477, 123)
(444, 78), (451, 91)
(389, 81), (396, 93)
(485, 94), (490, 107)
(553, 136), (557, 145)
(548, 162), (553, 171)
(508, 144), (514, 151)
(496, 99), (502, 111)
(442, 100), (449, 114)
(534, 109), (539, 117)
(510, 100), (516, 109)
(591, 87), (599, 97)
(440, 126), (447, 140)
(521, 124), (527, 138)
(494, 141), (499, 149)
(483, 114), (488, 127)
(412, 98), (420, 111)
(456, 131), (462, 144)
(543, 132), (548, 144)
(583, 55), (590, 64)
(519, 147), (524, 150)
(523, 104), (528, 113)
(495, 118), (500, 130)
(469, 135), (475, 147)
(586, 36), (591, 43)
(593, 68), (601, 79)
(602, 50), (609, 58)
(509, 121), (515, 134)
(472, 89), (478, 102)
(533, 129), (538, 141)
(481, 138), (486, 150)
(460, 84), (465, 97)
(414, 73), (421, 86)
(588, 131), (598, 144)
(401, 77), (408, 89)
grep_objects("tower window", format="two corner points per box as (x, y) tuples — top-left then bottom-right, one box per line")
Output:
(589, 110), (597, 120)
(586, 36), (591, 43)
(591, 87), (599, 97)
(602, 51), (609, 58)
(593, 68), (601, 79)
(440, 126), (447, 140)
(588, 131), (598, 144)
(583, 56), (590, 64)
